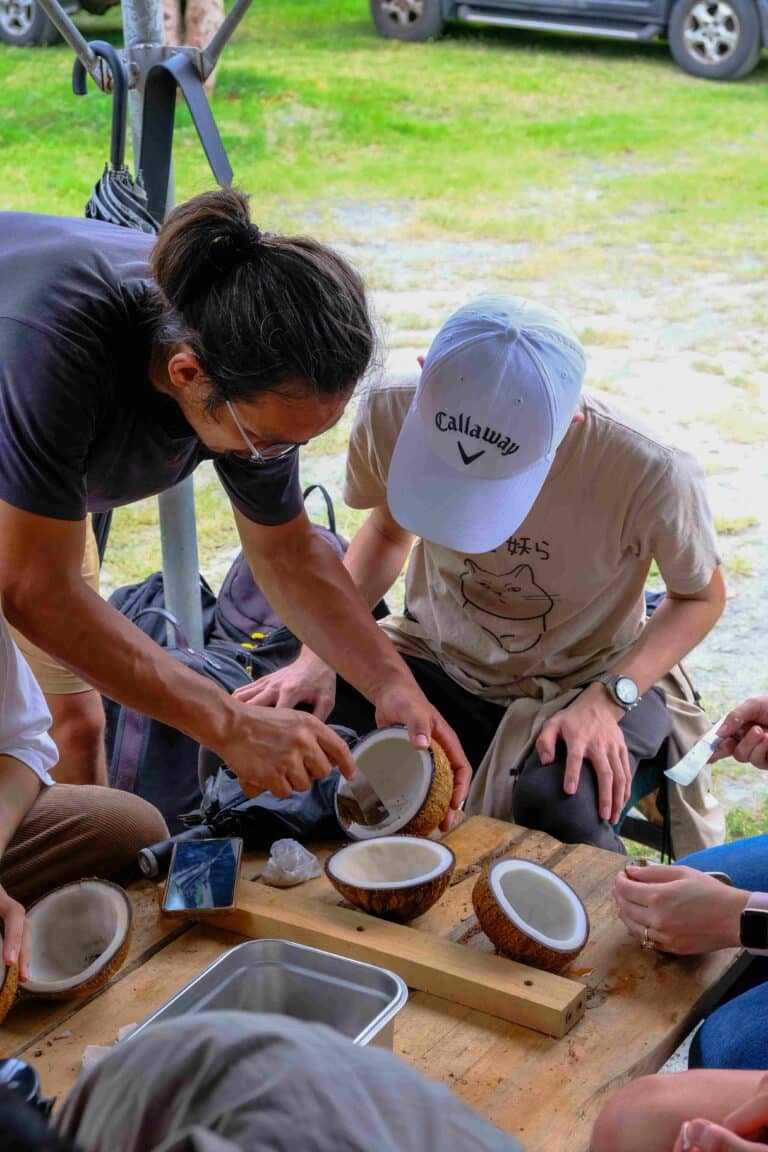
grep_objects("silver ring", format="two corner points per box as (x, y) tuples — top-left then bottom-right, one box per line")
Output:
(641, 926), (655, 951)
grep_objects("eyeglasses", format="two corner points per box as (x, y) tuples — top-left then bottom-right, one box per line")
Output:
(225, 400), (302, 464)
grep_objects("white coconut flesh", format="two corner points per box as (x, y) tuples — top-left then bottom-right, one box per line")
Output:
(490, 861), (587, 952)
(337, 728), (434, 839)
(329, 837), (453, 889)
(23, 881), (131, 995)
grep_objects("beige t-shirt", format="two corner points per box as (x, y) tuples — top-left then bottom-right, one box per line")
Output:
(344, 380), (720, 703)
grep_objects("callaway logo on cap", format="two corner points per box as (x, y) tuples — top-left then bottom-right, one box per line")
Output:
(387, 295), (586, 553)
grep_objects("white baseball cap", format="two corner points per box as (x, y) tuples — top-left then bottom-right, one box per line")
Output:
(387, 295), (586, 553)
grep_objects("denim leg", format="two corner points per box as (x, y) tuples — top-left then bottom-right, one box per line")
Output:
(680, 834), (768, 891)
(689, 977), (768, 1070)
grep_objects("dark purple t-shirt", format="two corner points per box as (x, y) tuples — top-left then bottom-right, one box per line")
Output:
(0, 213), (303, 525)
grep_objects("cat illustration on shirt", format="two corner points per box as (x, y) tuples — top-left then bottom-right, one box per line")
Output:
(460, 560), (555, 654)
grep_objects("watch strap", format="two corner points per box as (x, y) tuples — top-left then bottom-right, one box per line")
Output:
(742, 892), (768, 955)
(585, 674), (640, 712)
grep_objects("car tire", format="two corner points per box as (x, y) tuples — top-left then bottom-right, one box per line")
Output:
(369, 0), (445, 41)
(0, 0), (62, 44)
(668, 0), (762, 79)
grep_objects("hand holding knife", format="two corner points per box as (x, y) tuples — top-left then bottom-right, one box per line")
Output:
(666, 713), (757, 786)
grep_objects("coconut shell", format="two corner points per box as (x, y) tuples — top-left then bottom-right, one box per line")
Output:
(472, 869), (588, 973)
(401, 739), (453, 837)
(326, 851), (454, 923)
(37, 926), (132, 1002)
(23, 879), (133, 1001)
(0, 958), (18, 1025)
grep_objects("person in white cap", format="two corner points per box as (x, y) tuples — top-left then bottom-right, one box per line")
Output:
(239, 295), (726, 857)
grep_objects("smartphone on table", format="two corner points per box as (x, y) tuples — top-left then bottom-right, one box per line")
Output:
(161, 837), (243, 916)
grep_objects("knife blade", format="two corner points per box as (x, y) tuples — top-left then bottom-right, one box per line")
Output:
(336, 771), (391, 828)
(664, 715), (727, 786)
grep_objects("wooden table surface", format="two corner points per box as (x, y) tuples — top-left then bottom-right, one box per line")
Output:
(0, 817), (746, 1152)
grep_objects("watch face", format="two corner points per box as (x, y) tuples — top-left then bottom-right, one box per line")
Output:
(741, 909), (768, 951)
(615, 677), (639, 706)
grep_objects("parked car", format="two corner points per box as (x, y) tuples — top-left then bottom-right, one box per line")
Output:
(0, 0), (117, 45)
(370, 0), (766, 79)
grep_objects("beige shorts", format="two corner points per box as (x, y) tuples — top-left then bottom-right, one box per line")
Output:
(11, 515), (100, 696)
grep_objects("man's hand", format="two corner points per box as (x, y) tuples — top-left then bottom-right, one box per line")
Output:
(713, 697), (768, 770)
(536, 683), (631, 824)
(614, 863), (749, 955)
(220, 703), (356, 798)
(0, 884), (29, 981)
(675, 1074), (768, 1150)
(374, 679), (472, 831)
(234, 652), (337, 720)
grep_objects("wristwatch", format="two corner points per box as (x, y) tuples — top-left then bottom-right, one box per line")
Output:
(740, 892), (768, 955)
(589, 673), (641, 712)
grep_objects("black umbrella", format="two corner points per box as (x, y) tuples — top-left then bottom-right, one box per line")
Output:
(73, 41), (159, 235)
(73, 41), (159, 558)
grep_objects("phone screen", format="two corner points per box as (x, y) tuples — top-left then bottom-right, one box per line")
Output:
(163, 838), (242, 913)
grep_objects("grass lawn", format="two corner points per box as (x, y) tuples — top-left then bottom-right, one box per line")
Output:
(0, 1), (765, 262)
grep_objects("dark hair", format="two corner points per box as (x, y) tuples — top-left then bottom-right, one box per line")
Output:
(150, 188), (375, 410)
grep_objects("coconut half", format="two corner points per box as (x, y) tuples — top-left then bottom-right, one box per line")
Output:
(21, 879), (132, 999)
(472, 860), (589, 973)
(326, 836), (455, 921)
(0, 930), (19, 1024)
(335, 727), (453, 840)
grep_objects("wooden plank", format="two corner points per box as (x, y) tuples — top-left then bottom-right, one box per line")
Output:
(0, 879), (189, 1059)
(241, 825), (564, 943)
(17, 925), (243, 1104)
(10, 818), (748, 1152)
(225, 822), (745, 1148)
(392, 950), (744, 1152)
(207, 882), (587, 1037)
(441, 816), (539, 881)
(414, 828), (570, 944)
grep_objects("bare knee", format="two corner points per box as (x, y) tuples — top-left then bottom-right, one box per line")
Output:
(593, 1075), (688, 1152)
(47, 691), (107, 785)
(594, 1070), (768, 1152)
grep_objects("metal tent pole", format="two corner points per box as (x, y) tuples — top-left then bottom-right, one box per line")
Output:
(123, 0), (205, 652)
(36, 0), (253, 653)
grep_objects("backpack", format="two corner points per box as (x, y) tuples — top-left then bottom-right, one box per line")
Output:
(190, 735), (359, 848)
(210, 484), (389, 671)
(107, 570), (218, 645)
(105, 486), (385, 832)
(104, 589), (251, 834)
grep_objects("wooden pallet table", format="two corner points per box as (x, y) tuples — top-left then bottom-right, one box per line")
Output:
(0, 817), (746, 1152)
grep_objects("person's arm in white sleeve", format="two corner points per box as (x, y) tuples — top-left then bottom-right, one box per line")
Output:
(0, 614), (59, 785)
(0, 612), (59, 978)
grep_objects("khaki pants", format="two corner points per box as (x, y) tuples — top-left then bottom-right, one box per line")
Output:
(0, 786), (168, 907)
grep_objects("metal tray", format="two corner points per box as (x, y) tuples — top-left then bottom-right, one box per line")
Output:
(130, 939), (408, 1049)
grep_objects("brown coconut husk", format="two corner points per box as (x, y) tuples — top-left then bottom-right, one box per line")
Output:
(401, 739), (453, 837)
(326, 846), (455, 922)
(0, 958), (18, 1025)
(472, 869), (589, 974)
